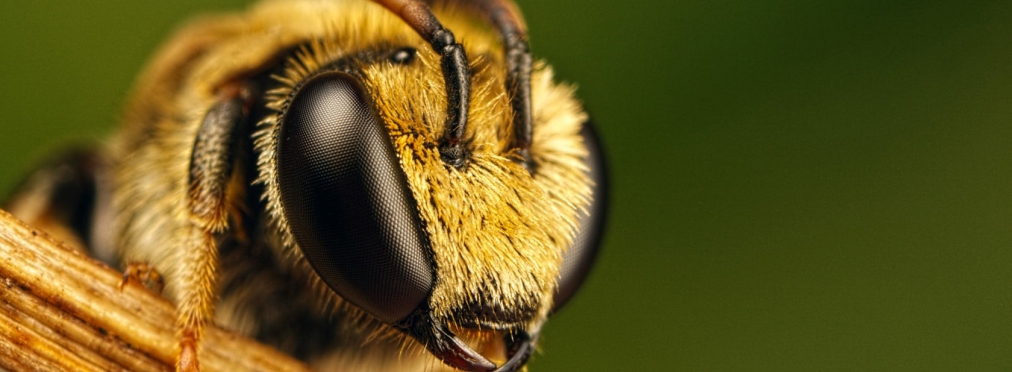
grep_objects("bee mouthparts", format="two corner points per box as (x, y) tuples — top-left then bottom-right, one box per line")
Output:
(396, 308), (536, 372)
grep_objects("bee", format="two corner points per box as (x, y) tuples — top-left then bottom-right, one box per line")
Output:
(3, 0), (607, 371)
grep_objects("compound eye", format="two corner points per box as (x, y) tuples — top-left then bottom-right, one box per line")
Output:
(553, 119), (609, 312)
(277, 71), (433, 324)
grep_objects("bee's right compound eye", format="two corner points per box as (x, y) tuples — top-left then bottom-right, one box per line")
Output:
(276, 71), (434, 324)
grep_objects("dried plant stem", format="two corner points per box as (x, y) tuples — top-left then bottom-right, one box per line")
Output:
(0, 209), (311, 372)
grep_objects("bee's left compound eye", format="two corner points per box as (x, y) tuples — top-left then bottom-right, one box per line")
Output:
(276, 72), (433, 324)
(553, 120), (609, 312)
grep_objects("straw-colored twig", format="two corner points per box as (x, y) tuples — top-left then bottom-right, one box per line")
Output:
(0, 209), (311, 372)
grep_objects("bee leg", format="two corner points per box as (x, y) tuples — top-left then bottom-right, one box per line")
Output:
(176, 84), (251, 372)
(3, 148), (113, 258)
(119, 261), (165, 293)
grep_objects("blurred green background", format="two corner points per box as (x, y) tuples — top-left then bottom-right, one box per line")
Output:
(2, 0), (1012, 371)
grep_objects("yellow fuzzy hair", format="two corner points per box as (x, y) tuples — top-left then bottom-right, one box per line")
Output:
(113, 0), (591, 367)
(251, 0), (592, 335)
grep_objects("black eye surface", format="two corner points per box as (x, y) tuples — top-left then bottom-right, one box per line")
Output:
(553, 119), (609, 312)
(277, 71), (433, 324)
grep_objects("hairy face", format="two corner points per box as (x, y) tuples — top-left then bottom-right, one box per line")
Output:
(252, 2), (595, 368)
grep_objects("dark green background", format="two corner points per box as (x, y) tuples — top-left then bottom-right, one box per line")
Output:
(2, 1), (1012, 371)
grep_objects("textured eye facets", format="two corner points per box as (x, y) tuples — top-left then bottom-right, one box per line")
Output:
(277, 72), (433, 324)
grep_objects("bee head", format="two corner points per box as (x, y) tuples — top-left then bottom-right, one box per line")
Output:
(256, 4), (606, 371)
